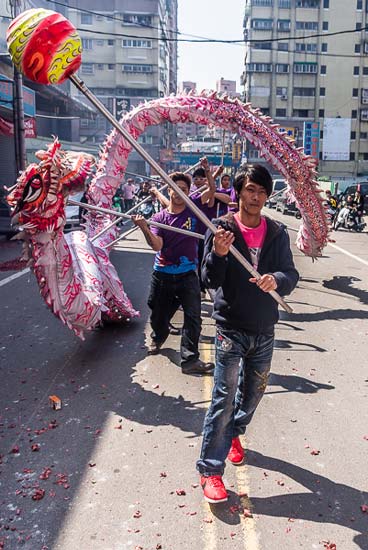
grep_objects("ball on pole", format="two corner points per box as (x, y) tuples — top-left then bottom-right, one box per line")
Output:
(6, 8), (82, 85)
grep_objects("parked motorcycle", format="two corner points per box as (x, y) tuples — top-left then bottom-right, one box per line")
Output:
(136, 201), (155, 219)
(334, 205), (366, 232)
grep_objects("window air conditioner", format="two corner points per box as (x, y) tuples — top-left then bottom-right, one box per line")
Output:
(280, 94), (288, 100)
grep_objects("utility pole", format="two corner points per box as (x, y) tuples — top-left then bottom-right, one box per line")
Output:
(9, 0), (27, 173)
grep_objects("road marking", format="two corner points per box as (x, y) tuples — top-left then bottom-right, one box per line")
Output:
(0, 268), (30, 288)
(268, 210), (368, 268)
(327, 241), (368, 267)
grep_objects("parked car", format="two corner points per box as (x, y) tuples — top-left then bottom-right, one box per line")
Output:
(0, 193), (17, 239)
(266, 179), (287, 208)
(275, 190), (301, 218)
(339, 182), (368, 213)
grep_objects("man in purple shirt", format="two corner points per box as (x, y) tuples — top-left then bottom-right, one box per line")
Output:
(132, 172), (214, 376)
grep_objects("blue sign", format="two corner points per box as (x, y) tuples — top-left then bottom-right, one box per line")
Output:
(303, 121), (320, 159)
(175, 152), (233, 167)
(0, 74), (36, 117)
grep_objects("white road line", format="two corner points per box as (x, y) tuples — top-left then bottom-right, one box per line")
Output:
(0, 268), (30, 288)
(268, 211), (368, 267)
(327, 241), (368, 267)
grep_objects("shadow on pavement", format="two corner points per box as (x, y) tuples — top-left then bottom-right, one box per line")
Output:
(268, 373), (334, 395)
(247, 450), (368, 550)
(323, 276), (368, 305)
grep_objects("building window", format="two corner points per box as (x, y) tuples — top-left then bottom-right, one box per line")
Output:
(276, 86), (288, 97)
(294, 62), (318, 73)
(261, 108), (270, 116)
(323, 0), (329, 6)
(353, 88), (359, 97)
(360, 152), (368, 160)
(296, 0), (319, 6)
(81, 13), (92, 24)
(361, 109), (368, 120)
(356, 22), (362, 30)
(82, 39), (93, 50)
(123, 39), (152, 48)
(354, 66), (360, 75)
(251, 19), (273, 30)
(319, 109), (325, 117)
(246, 63), (272, 72)
(362, 89), (368, 103)
(276, 63), (289, 73)
(122, 64), (153, 73)
(322, 21), (329, 30)
(350, 152), (356, 160)
(295, 42), (317, 53)
(278, 0), (291, 6)
(321, 65), (327, 74)
(363, 67), (368, 75)
(81, 63), (94, 75)
(296, 42), (317, 52)
(320, 87), (326, 96)
(321, 43), (328, 52)
(293, 87), (316, 96)
(108, 64), (114, 70)
(276, 108), (287, 117)
(252, 0), (273, 5)
(278, 42), (289, 51)
(96, 39), (105, 46)
(123, 13), (153, 26)
(107, 39), (114, 46)
(355, 44), (361, 53)
(360, 132), (368, 138)
(254, 42), (272, 50)
(352, 109), (358, 118)
(320, 130), (323, 139)
(357, 0), (363, 9)
(351, 131), (356, 139)
(278, 19), (291, 31)
(97, 63), (104, 70)
(296, 21), (318, 30)
(292, 109), (310, 117)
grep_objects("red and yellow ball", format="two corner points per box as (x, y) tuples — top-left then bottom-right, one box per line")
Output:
(6, 8), (82, 85)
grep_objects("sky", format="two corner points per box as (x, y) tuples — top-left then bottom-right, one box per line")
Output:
(177, 1), (245, 92)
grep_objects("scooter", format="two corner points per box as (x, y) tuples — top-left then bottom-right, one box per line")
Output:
(136, 201), (155, 219)
(334, 206), (366, 232)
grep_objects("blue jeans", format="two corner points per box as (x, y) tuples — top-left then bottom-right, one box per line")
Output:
(197, 326), (274, 476)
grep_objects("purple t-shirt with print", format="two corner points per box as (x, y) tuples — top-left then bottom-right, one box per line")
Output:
(190, 191), (218, 235)
(150, 195), (204, 274)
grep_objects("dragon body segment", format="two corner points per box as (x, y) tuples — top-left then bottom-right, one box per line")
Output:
(8, 93), (329, 337)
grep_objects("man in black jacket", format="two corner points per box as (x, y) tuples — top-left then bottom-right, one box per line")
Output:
(196, 165), (299, 503)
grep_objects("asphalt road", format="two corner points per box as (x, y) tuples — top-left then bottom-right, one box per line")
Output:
(0, 213), (367, 550)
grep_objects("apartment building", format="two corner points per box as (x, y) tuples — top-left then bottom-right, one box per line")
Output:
(67, 0), (178, 173)
(242, 0), (368, 180)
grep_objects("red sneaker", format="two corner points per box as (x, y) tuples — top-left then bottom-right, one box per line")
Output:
(227, 437), (245, 464)
(200, 475), (228, 503)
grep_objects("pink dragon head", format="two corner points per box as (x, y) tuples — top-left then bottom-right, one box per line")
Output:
(7, 137), (95, 234)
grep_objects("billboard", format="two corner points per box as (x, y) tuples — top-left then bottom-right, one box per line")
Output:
(303, 121), (320, 160)
(322, 118), (351, 161)
(0, 74), (36, 117)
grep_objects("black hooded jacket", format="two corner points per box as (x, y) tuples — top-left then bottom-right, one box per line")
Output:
(201, 213), (299, 333)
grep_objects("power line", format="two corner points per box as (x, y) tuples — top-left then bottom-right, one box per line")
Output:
(47, 0), (211, 42)
(1, 9), (368, 45)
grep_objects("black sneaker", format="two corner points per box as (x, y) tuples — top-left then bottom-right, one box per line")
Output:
(168, 323), (181, 335)
(147, 340), (163, 355)
(181, 359), (214, 375)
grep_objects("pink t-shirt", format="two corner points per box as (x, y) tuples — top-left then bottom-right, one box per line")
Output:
(234, 214), (267, 269)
